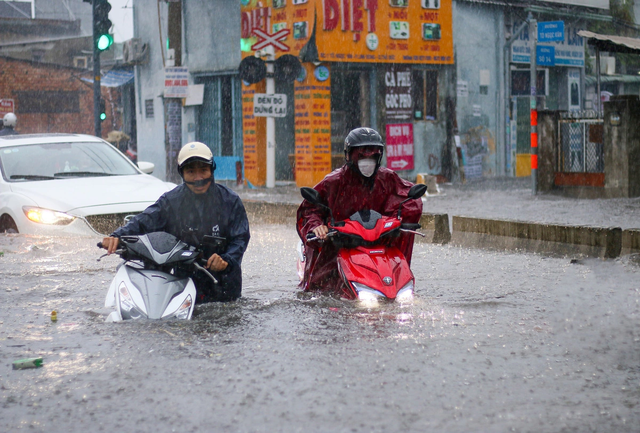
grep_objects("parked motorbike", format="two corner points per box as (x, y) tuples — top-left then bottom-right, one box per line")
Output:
(299, 183), (427, 302)
(98, 232), (224, 321)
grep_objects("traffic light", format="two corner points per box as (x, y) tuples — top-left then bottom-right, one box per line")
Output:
(93, 0), (113, 51)
(99, 99), (106, 121)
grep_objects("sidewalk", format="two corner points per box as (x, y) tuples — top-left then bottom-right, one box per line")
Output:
(229, 177), (640, 258)
(231, 177), (640, 230)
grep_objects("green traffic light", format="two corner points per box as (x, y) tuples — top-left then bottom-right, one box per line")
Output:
(97, 34), (113, 51)
(100, 112), (107, 121)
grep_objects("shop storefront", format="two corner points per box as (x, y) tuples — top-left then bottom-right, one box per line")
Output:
(508, 16), (586, 177)
(240, 0), (454, 187)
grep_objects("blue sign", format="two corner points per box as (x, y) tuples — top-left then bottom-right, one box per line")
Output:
(537, 45), (555, 66)
(314, 65), (329, 82)
(538, 21), (565, 42)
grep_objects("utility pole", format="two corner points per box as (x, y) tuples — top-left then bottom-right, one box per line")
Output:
(504, 20), (529, 177)
(529, 13), (538, 195)
(265, 46), (276, 189)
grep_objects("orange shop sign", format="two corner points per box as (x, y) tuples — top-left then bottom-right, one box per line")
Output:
(240, 0), (453, 64)
(241, 0), (313, 58)
(317, 0), (453, 64)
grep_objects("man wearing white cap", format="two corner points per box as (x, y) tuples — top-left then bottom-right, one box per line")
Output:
(101, 142), (251, 303)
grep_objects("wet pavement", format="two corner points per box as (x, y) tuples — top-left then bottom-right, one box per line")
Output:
(233, 177), (640, 230)
(1, 224), (639, 432)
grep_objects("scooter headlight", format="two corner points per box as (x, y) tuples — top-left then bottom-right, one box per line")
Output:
(118, 282), (146, 319)
(352, 282), (385, 301)
(396, 281), (414, 302)
(174, 295), (193, 320)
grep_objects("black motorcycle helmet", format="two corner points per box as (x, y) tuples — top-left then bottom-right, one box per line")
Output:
(344, 127), (385, 159)
(344, 127), (384, 177)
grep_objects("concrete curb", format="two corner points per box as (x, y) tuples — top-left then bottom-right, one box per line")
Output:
(243, 201), (298, 224)
(243, 200), (639, 258)
(452, 216), (638, 258)
(244, 200), (452, 244)
(622, 229), (640, 256)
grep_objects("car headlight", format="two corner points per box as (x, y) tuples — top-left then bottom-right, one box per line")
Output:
(23, 206), (75, 225)
(174, 295), (193, 320)
(351, 282), (386, 301)
(396, 280), (414, 302)
(118, 282), (146, 319)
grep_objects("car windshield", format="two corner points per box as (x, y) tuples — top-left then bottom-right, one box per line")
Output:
(0, 141), (140, 182)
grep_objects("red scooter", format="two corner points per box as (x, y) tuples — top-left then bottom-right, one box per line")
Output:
(300, 183), (427, 302)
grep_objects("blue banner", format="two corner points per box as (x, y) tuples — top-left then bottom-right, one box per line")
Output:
(538, 21), (565, 43)
(537, 45), (555, 66)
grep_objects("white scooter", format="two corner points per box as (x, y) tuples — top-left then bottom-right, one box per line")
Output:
(98, 232), (221, 321)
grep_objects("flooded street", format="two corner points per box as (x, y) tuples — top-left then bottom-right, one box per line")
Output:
(1, 224), (639, 432)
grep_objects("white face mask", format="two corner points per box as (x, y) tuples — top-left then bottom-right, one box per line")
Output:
(357, 158), (377, 177)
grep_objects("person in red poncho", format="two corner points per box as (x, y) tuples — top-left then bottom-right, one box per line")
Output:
(296, 127), (423, 296)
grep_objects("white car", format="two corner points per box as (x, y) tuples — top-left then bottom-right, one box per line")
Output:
(0, 133), (175, 236)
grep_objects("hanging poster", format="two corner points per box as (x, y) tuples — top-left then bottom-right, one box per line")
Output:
(384, 65), (412, 121)
(386, 123), (414, 171)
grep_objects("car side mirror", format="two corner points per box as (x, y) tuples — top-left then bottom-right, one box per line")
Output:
(137, 161), (155, 174)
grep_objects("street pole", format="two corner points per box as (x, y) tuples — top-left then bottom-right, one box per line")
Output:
(92, 0), (101, 138)
(265, 46), (276, 189)
(504, 20), (529, 177)
(529, 14), (538, 195)
(595, 46), (601, 117)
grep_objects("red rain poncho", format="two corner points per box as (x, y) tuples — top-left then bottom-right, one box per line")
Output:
(296, 164), (423, 295)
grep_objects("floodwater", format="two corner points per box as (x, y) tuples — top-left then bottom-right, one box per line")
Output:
(1, 224), (639, 432)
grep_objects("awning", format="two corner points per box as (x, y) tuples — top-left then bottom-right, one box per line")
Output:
(584, 74), (640, 86)
(82, 69), (134, 88)
(578, 30), (640, 115)
(578, 30), (640, 55)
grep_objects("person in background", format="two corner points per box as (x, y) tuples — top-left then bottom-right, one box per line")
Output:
(0, 113), (18, 136)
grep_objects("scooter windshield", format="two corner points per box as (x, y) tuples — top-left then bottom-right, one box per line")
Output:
(122, 232), (194, 265)
(348, 209), (382, 229)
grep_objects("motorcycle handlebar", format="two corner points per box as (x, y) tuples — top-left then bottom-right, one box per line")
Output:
(400, 223), (421, 230)
(400, 228), (426, 237)
(193, 261), (219, 284)
(306, 230), (336, 242)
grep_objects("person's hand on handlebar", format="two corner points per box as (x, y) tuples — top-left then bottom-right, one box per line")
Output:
(101, 236), (120, 255)
(207, 253), (228, 272)
(312, 224), (329, 240)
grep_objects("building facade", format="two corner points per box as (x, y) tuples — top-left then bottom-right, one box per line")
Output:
(241, 0), (457, 187)
(0, 56), (120, 135)
(132, 0), (615, 184)
(452, 0), (611, 180)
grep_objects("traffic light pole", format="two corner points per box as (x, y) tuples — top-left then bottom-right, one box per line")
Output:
(93, 0), (101, 138)
(93, 51), (101, 137)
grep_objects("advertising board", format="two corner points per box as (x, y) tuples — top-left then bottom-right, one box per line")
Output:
(511, 20), (584, 67)
(241, 0), (453, 65)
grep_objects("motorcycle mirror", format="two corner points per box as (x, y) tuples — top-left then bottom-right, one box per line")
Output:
(300, 187), (321, 204)
(408, 183), (428, 199)
(397, 183), (427, 219)
(301, 187), (336, 226)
